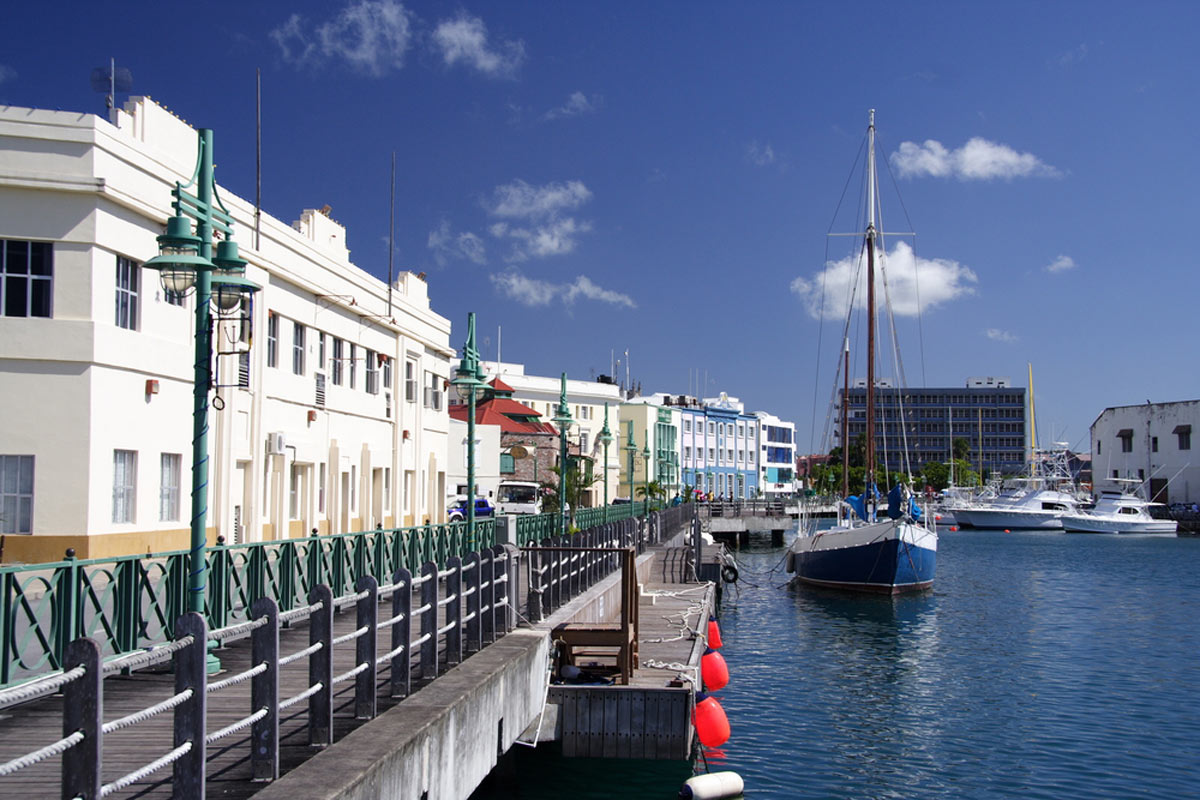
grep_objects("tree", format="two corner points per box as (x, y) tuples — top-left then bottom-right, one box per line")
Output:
(952, 437), (971, 462)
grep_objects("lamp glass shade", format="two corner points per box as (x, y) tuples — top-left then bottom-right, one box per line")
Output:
(211, 272), (260, 313)
(160, 265), (197, 295)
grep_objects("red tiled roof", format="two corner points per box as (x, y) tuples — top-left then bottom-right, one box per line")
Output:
(448, 396), (559, 435)
(489, 377), (515, 393)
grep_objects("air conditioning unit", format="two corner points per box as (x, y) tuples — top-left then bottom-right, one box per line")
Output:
(267, 432), (287, 454)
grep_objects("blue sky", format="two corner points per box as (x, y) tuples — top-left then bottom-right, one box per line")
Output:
(3, 1), (1197, 455)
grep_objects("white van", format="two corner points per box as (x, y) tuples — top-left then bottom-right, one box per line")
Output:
(496, 481), (542, 515)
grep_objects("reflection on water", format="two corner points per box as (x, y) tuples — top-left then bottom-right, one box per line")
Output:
(477, 528), (1200, 799)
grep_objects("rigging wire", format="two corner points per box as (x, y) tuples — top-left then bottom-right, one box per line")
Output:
(880, 140), (927, 388)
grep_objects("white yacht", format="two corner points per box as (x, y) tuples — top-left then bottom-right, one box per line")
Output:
(950, 449), (1081, 530)
(1060, 480), (1178, 534)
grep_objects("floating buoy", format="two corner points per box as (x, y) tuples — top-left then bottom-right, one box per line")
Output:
(721, 563), (739, 584)
(950, 526), (958, 532)
(707, 616), (723, 649)
(935, 514), (942, 521)
(693, 692), (730, 747)
(1004, 529), (1011, 533)
(701, 647), (729, 691)
(679, 771), (744, 800)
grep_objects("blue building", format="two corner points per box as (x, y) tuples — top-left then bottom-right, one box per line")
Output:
(668, 392), (759, 500)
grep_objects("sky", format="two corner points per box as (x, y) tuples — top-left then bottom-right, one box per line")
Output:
(3, 1), (1198, 455)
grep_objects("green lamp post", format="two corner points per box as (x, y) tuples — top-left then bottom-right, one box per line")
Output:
(624, 419), (638, 512)
(144, 128), (260, 636)
(597, 403), (614, 522)
(642, 432), (652, 517)
(451, 312), (486, 551)
(551, 374), (574, 538)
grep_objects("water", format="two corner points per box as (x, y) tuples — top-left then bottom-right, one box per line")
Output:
(476, 528), (1200, 798)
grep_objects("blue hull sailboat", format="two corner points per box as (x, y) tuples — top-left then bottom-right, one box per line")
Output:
(787, 111), (937, 594)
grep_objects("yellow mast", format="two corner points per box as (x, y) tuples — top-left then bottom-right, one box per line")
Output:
(1027, 362), (1038, 470)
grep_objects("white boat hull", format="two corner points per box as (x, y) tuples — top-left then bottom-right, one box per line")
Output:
(1060, 515), (1178, 534)
(950, 508), (1064, 530)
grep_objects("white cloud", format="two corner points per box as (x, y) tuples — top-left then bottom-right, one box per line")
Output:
(491, 271), (635, 308)
(1058, 43), (1089, 66)
(986, 328), (1017, 343)
(891, 137), (1060, 180)
(746, 140), (775, 166)
(271, 1), (413, 76)
(484, 179), (594, 261)
(432, 14), (524, 78)
(543, 91), (601, 121)
(0, 65), (16, 84)
(428, 220), (486, 266)
(1045, 254), (1075, 273)
(790, 241), (977, 320)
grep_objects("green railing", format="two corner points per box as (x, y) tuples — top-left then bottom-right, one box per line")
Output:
(514, 501), (652, 546)
(0, 518), (494, 688)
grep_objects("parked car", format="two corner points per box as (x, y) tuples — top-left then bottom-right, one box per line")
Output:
(447, 497), (495, 522)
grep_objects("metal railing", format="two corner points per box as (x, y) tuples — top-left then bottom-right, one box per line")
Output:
(700, 499), (787, 518)
(0, 544), (518, 798)
(514, 501), (650, 547)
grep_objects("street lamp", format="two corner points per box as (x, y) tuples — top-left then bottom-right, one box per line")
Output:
(551, 374), (574, 538)
(143, 128), (260, 639)
(451, 312), (486, 550)
(642, 431), (652, 517)
(597, 403), (614, 522)
(624, 420), (638, 512)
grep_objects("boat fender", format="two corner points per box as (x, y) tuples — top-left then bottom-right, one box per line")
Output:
(721, 564), (738, 584)
(679, 771), (744, 800)
(785, 551), (794, 573)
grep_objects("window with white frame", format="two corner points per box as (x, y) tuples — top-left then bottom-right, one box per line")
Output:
(709, 422), (715, 435)
(113, 450), (137, 523)
(1, 239), (53, 318)
(115, 255), (139, 330)
(0, 455), (34, 534)
(267, 312), (279, 368)
(290, 464), (302, 519)
(424, 371), (442, 410)
(366, 349), (379, 394)
(317, 332), (326, 372)
(292, 322), (305, 375)
(160, 453), (181, 521)
(382, 356), (392, 389)
(349, 344), (357, 389)
(579, 432), (589, 453)
(405, 359), (417, 402)
(332, 338), (344, 385)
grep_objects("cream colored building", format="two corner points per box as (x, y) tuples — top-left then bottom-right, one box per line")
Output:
(0, 97), (452, 563)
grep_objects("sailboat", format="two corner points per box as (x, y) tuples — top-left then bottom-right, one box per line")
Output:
(786, 111), (937, 594)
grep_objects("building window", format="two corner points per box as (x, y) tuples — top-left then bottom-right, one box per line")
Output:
(366, 350), (379, 394)
(579, 432), (589, 453)
(267, 312), (279, 368)
(159, 453), (181, 521)
(318, 463), (326, 513)
(1, 239), (53, 318)
(317, 332), (326, 372)
(113, 450), (137, 523)
(1119, 430), (1133, 453)
(1096, 440), (1101, 455)
(382, 356), (392, 390)
(165, 287), (185, 307)
(405, 359), (417, 402)
(115, 255), (139, 330)
(349, 344), (357, 389)
(238, 351), (251, 388)
(332, 338), (344, 385)
(292, 322), (306, 375)
(0, 455), (34, 534)
(1152, 436), (1158, 453)
(424, 372), (442, 411)
(1178, 425), (1192, 451)
(290, 464), (302, 519)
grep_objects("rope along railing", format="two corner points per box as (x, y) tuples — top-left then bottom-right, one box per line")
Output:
(0, 543), (520, 799)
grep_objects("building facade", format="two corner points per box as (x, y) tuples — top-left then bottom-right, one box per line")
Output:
(617, 401), (680, 501)
(673, 393), (759, 500)
(1090, 400), (1198, 504)
(838, 377), (1027, 478)
(0, 97), (452, 563)
(756, 412), (796, 498)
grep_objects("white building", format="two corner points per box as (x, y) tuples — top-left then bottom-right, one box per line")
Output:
(475, 362), (622, 507)
(1090, 400), (1198, 504)
(0, 97), (453, 563)
(755, 411), (796, 498)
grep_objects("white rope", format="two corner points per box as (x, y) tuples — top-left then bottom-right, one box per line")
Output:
(375, 642), (406, 665)
(206, 662), (268, 694)
(206, 707), (268, 744)
(331, 662), (369, 686)
(101, 689), (194, 735)
(378, 611), (407, 627)
(0, 665), (86, 709)
(99, 742), (192, 797)
(279, 602), (320, 624)
(101, 636), (193, 675)
(279, 682), (323, 710)
(279, 642), (323, 667)
(331, 626), (368, 647)
(209, 615), (270, 642)
(0, 730), (84, 776)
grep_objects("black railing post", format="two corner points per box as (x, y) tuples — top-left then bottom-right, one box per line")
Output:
(445, 556), (462, 667)
(251, 596), (279, 782)
(62, 636), (101, 800)
(355, 575), (378, 720)
(527, 546), (542, 624)
(419, 561), (438, 681)
(53, 551), (78, 667)
(308, 584), (333, 747)
(390, 567), (412, 699)
(173, 612), (207, 799)
(114, 558), (138, 655)
(505, 545), (519, 633)
(464, 552), (482, 653)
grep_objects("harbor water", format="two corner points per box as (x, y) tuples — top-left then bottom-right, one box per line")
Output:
(475, 526), (1200, 798)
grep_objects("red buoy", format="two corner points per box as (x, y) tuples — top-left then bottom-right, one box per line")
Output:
(693, 692), (730, 747)
(950, 526), (958, 532)
(707, 616), (723, 649)
(701, 647), (730, 691)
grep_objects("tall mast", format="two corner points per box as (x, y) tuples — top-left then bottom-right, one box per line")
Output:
(865, 110), (877, 507)
(842, 337), (850, 500)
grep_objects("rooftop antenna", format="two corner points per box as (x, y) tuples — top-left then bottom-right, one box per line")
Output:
(90, 58), (132, 120)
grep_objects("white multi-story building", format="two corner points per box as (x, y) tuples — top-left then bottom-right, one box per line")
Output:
(474, 361), (622, 507)
(0, 97), (453, 564)
(1090, 400), (1198, 504)
(756, 411), (796, 498)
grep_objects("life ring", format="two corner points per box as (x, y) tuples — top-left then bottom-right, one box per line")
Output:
(721, 564), (739, 584)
